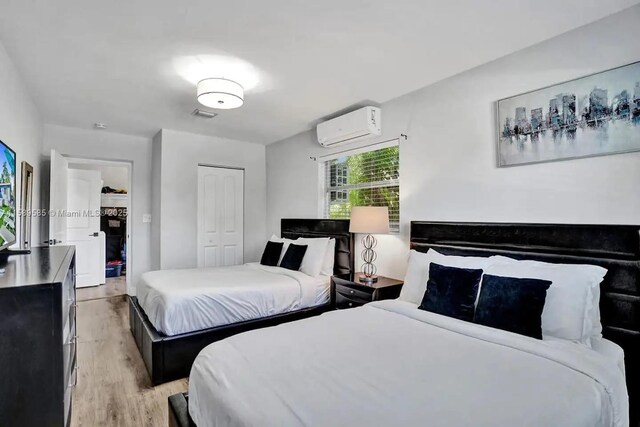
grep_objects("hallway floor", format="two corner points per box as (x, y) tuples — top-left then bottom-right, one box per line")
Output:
(77, 276), (127, 302)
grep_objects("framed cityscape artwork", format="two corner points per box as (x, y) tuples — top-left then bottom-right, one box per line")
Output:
(497, 61), (640, 167)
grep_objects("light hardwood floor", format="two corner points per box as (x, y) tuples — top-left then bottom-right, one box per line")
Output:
(72, 295), (187, 427)
(77, 276), (127, 302)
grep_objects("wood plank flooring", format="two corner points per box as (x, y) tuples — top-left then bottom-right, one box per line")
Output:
(72, 295), (187, 427)
(77, 276), (127, 302)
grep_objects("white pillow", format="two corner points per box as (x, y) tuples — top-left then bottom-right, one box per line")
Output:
(320, 238), (336, 276)
(485, 256), (607, 346)
(399, 249), (494, 305)
(269, 234), (295, 266)
(296, 237), (330, 277)
(590, 285), (603, 340)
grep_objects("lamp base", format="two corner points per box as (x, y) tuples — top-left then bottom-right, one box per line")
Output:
(359, 274), (378, 284)
(360, 233), (378, 284)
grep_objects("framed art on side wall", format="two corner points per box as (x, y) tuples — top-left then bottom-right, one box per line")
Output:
(20, 161), (34, 249)
(497, 61), (640, 167)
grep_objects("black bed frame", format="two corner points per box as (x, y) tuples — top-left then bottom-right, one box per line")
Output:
(169, 221), (640, 427)
(130, 219), (354, 386)
(408, 221), (640, 425)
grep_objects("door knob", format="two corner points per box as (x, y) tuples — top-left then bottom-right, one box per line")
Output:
(89, 232), (99, 237)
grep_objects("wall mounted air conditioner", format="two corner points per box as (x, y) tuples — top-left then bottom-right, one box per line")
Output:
(317, 106), (382, 147)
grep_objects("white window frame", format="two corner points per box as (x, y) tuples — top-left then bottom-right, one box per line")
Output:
(319, 139), (400, 233)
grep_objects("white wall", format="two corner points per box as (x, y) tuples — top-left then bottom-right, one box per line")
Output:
(0, 41), (43, 248)
(150, 131), (162, 270)
(43, 124), (152, 293)
(156, 129), (267, 269)
(69, 163), (129, 191)
(267, 6), (640, 280)
(98, 165), (128, 190)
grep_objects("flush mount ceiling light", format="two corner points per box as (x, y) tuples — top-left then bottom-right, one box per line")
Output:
(197, 78), (244, 109)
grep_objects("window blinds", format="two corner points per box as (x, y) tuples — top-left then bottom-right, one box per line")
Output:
(323, 145), (399, 233)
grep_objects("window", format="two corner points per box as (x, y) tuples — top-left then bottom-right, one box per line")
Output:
(323, 145), (399, 233)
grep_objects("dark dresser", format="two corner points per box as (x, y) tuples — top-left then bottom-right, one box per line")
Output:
(0, 246), (77, 427)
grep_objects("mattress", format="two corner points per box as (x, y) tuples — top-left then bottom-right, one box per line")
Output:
(136, 263), (330, 336)
(189, 299), (629, 427)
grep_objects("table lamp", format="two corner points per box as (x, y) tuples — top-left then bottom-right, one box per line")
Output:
(349, 206), (390, 283)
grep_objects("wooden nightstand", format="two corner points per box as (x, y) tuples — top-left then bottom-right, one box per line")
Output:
(331, 273), (404, 310)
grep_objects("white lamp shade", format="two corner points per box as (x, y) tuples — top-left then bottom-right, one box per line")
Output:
(197, 78), (244, 109)
(349, 206), (390, 234)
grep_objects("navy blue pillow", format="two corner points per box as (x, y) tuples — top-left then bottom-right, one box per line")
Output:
(474, 274), (551, 339)
(260, 241), (284, 266)
(418, 263), (483, 322)
(280, 244), (308, 271)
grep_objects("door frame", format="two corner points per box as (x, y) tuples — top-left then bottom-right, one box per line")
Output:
(197, 163), (245, 267)
(64, 156), (133, 292)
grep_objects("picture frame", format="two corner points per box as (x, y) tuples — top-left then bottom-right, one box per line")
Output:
(20, 161), (33, 250)
(496, 61), (640, 167)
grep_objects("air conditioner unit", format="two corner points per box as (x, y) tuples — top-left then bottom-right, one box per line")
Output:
(317, 106), (382, 147)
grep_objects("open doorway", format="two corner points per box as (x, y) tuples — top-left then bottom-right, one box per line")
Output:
(65, 157), (132, 301)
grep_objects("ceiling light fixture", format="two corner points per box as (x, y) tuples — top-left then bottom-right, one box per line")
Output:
(197, 78), (244, 109)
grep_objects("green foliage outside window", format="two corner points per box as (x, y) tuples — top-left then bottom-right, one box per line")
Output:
(326, 146), (399, 232)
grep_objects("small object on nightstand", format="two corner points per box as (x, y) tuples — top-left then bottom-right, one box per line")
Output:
(331, 273), (403, 310)
(349, 206), (390, 283)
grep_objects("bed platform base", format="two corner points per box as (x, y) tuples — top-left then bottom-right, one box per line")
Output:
(130, 219), (353, 386)
(168, 393), (196, 427)
(129, 296), (330, 385)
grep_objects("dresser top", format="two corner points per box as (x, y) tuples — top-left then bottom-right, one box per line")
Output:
(0, 246), (75, 289)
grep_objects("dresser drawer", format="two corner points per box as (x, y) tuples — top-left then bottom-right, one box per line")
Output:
(63, 301), (76, 344)
(64, 387), (73, 427)
(61, 264), (76, 324)
(335, 284), (373, 301)
(63, 362), (77, 427)
(335, 292), (370, 309)
(63, 344), (77, 394)
(63, 321), (77, 377)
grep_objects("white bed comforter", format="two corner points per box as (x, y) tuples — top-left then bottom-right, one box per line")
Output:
(189, 299), (629, 427)
(137, 263), (326, 336)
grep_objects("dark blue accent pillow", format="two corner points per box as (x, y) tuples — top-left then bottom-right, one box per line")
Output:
(280, 244), (308, 271)
(474, 275), (551, 339)
(418, 263), (483, 322)
(260, 241), (284, 266)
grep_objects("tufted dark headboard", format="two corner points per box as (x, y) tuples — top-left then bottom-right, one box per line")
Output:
(281, 219), (354, 275)
(410, 221), (640, 424)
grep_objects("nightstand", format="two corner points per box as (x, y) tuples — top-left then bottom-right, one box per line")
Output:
(331, 273), (404, 310)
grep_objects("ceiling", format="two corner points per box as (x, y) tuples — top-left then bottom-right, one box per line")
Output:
(0, 0), (637, 144)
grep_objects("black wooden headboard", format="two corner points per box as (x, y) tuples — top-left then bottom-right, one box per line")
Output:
(281, 219), (354, 275)
(410, 221), (640, 424)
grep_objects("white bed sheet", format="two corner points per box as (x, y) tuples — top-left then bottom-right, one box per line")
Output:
(137, 263), (330, 336)
(592, 337), (626, 378)
(189, 300), (628, 427)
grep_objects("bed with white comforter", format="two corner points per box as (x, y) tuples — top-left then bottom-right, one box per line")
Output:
(189, 299), (629, 427)
(137, 263), (330, 336)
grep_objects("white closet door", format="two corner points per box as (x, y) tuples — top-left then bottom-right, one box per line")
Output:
(197, 166), (244, 268)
